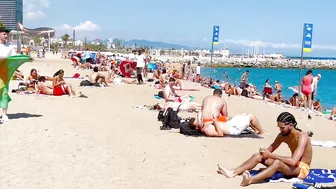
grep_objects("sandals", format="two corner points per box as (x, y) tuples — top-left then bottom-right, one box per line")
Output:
(78, 92), (88, 98)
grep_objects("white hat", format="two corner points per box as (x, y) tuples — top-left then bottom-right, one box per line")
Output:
(317, 74), (321, 78)
(275, 81), (278, 83)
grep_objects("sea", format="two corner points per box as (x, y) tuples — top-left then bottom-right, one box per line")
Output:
(201, 67), (336, 110)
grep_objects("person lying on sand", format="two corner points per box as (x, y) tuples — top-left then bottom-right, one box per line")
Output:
(191, 112), (264, 137)
(13, 70), (24, 80)
(90, 66), (108, 87)
(217, 112), (312, 187)
(164, 77), (201, 112)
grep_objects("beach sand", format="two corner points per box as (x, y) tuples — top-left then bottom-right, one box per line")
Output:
(0, 54), (335, 189)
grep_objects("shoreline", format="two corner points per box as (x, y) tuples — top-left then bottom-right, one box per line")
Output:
(206, 65), (336, 70)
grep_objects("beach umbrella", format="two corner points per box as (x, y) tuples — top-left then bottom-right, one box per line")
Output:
(119, 60), (136, 78)
(147, 62), (158, 70)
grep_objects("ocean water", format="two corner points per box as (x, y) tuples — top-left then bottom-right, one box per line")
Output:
(201, 67), (336, 110)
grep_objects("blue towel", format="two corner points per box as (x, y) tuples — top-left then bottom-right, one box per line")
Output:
(154, 95), (162, 99)
(250, 169), (336, 183)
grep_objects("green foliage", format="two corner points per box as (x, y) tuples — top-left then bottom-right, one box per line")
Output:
(0, 19), (5, 28)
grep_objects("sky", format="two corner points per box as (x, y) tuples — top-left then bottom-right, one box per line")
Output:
(22, 0), (336, 56)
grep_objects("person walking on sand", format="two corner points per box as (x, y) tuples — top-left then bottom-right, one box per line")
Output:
(311, 74), (321, 106)
(301, 70), (313, 109)
(217, 112), (312, 187)
(0, 27), (17, 123)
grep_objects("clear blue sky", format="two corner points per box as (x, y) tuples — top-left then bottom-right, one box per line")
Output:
(23, 0), (336, 56)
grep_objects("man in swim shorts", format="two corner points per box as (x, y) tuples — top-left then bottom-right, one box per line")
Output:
(199, 89), (228, 124)
(217, 112), (312, 187)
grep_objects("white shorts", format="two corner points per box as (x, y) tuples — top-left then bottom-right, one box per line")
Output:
(227, 115), (251, 135)
(113, 78), (123, 84)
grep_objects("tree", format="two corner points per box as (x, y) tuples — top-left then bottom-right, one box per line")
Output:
(61, 34), (70, 48)
(112, 38), (121, 48)
(33, 36), (41, 46)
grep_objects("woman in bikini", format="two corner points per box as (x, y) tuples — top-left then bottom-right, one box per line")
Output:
(262, 79), (273, 99)
(26, 69), (53, 92)
(52, 69), (76, 97)
(301, 70), (313, 109)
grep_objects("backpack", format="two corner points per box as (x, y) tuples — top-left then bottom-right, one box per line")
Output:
(160, 107), (181, 129)
(179, 121), (204, 136)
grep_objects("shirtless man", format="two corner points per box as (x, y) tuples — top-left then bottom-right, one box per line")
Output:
(90, 66), (108, 86)
(199, 89), (228, 123)
(274, 81), (283, 92)
(164, 77), (200, 111)
(239, 70), (249, 90)
(217, 112), (312, 187)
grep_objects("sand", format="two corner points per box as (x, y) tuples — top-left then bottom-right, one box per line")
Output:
(0, 53), (335, 189)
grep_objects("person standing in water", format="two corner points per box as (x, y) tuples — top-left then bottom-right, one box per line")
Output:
(0, 27), (17, 123)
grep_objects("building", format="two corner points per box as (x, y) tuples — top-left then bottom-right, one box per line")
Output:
(0, 0), (23, 30)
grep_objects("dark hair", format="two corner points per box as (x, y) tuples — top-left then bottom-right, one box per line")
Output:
(306, 70), (313, 75)
(169, 77), (176, 82)
(53, 69), (64, 77)
(30, 68), (37, 74)
(93, 66), (99, 72)
(38, 76), (46, 82)
(265, 79), (269, 83)
(213, 89), (223, 96)
(277, 112), (301, 131)
(162, 69), (167, 74)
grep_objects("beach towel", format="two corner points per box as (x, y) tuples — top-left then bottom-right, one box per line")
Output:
(0, 55), (32, 109)
(249, 169), (336, 184)
(15, 91), (51, 97)
(175, 88), (200, 91)
(312, 141), (336, 149)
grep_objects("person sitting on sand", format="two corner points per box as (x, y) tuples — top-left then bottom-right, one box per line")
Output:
(287, 93), (299, 107)
(159, 69), (168, 87)
(198, 89), (229, 123)
(90, 66), (108, 87)
(217, 112), (312, 187)
(312, 99), (322, 112)
(330, 107), (336, 121)
(270, 90), (284, 103)
(26, 68), (52, 92)
(262, 79), (273, 99)
(53, 69), (76, 97)
(164, 77), (200, 111)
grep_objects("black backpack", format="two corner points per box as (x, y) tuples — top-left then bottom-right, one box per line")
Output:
(160, 107), (181, 129)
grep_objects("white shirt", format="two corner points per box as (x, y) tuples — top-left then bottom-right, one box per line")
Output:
(196, 66), (201, 74)
(0, 44), (17, 57)
(311, 76), (319, 92)
(136, 54), (146, 68)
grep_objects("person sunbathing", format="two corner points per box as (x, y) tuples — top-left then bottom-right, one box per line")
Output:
(90, 66), (108, 87)
(163, 77), (200, 112)
(26, 68), (52, 92)
(191, 112), (264, 137)
(199, 89), (229, 123)
(36, 76), (54, 95)
(53, 69), (76, 97)
(217, 112), (312, 187)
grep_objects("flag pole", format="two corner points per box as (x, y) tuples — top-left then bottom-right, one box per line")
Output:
(298, 24), (305, 96)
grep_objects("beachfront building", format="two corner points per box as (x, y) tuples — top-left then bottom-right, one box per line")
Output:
(0, 0), (23, 30)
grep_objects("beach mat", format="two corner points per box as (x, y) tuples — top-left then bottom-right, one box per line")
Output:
(293, 183), (336, 189)
(175, 88), (200, 91)
(249, 169), (336, 184)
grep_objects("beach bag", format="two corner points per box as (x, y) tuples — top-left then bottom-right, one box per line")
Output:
(162, 107), (181, 129)
(157, 110), (165, 121)
(80, 80), (91, 86)
(180, 122), (204, 136)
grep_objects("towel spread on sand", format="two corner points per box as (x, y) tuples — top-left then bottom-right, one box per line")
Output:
(312, 141), (336, 149)
(250, 169), (336, 184)
(0, 55), (32, 109)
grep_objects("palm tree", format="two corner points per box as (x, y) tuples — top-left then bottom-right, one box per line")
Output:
(61, 34), (70, 48)
(33, 36), (41, 46)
